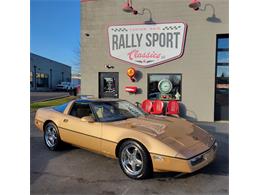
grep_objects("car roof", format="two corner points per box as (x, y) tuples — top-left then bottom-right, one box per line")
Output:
(74, 98), (122, 104)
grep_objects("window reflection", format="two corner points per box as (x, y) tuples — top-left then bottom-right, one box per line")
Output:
(30, 72), (33, 87)
(217, 51), (229, 63)
(148, 74), (182, 101)
(217, 38), (229, 49)
(35, 72), (49, 88)
(217, 66), (229, 77)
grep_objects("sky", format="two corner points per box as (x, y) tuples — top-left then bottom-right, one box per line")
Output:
(30, 0), (80, 74)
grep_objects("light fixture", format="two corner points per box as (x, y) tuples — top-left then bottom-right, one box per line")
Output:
(206, 13), (221, 23)
(200, 3), (222, 23)
(105, 65), (114, 69)
(139, 8), (155, 24)
(189, 1), (221, 23)
(127, 67), (136, 82)
(122, 1), (155, 24)
(188, 0), (201, 11)
(122, 0), (138, 15)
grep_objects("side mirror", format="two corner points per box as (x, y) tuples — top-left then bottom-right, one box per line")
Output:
(81, 116), (95, 123)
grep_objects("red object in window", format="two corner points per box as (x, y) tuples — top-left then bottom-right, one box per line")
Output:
(150, 100), (164, 115)
(166, 100), (180, 116)
(125, 86), (137, 93)
(141, 99), (153, 113)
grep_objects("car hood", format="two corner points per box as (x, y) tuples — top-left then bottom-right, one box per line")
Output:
(109, 115), (215, 159)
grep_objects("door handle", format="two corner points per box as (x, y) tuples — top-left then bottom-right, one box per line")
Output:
(63, 119), (69, 123)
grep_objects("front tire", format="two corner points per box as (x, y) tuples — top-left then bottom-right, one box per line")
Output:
(44, 122), (62, 151)
(118, 140), (152, 179)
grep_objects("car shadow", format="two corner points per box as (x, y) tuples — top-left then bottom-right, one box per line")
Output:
(30, 136), (76, 184)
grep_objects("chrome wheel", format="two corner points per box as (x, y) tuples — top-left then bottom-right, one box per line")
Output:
(121, 144), (143, 176)
(44, 124), (58, 148)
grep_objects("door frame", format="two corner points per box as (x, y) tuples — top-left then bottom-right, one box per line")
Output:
(214, 33), (229, 121)
(59, 101), (102, 153)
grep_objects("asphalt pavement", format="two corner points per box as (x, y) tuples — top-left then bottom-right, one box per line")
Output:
(30, 92), (70, 103)
(30, 112), (229, 195)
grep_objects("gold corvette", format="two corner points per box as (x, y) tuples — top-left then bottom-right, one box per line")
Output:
(35, 98), (217, 179)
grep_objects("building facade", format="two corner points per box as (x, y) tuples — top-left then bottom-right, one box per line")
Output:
(30, 53), (71, 91)
(80, 0), (229, 122)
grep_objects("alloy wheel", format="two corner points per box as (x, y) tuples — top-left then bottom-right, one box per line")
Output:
(121, 144), (144, 176)
(44, 124), (58, 148)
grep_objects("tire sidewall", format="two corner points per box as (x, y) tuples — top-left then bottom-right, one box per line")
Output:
(118, 140), (152, 179)
(44, 122), (61, 151)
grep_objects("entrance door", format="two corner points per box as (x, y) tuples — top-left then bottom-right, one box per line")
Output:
(214, 34), (229, 121)
(99, 72), (119, 98)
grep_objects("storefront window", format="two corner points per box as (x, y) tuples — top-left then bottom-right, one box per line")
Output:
(36, 72), (49, 88)
(148, 74), (182, 101)
(30, 72), (33, 88)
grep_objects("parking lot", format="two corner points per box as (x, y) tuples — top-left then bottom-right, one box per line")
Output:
(30, 111), (229, 195)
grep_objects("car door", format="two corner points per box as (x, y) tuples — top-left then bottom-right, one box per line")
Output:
(59, 102), (102, 153)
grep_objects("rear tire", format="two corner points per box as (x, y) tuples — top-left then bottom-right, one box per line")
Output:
(118, 140), (153, 179)
(44, 122), (62, 151)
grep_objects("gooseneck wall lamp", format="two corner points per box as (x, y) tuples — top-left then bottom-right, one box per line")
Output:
(122, 0), (221, 23)
(122, 0), (138, 15)
(189, 0), (221, 23)
(122, 0), (154, 24)
(199, 3), (222, 23)
(138, 8), (155, 24)
(122, 0), (202, 14)
(189, 0), (201, 11)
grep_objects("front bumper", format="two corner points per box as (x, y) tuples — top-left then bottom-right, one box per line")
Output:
(34, 119), (44, 131)
(151, 141), (218, 173)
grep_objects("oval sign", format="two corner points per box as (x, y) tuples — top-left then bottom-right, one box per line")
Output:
(108, 22), (187, 68)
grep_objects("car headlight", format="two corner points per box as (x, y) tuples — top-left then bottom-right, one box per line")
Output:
(190, 155), (204, 166)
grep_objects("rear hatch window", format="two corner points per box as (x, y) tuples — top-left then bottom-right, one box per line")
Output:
(53, 103), (69, 113)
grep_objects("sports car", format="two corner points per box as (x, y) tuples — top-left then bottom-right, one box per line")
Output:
(34, 98), (217, 179)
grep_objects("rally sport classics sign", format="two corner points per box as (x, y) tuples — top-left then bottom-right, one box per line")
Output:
(108, 22), (187, 68)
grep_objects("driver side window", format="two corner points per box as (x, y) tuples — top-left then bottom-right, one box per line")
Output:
(93, 104), (115, 120)
(69, 103), (93, 118)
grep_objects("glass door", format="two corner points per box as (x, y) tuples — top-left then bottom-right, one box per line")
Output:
(215, 34), (229, 121)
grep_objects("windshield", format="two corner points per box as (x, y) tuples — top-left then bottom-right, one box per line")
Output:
(91, 100), (145, 122)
